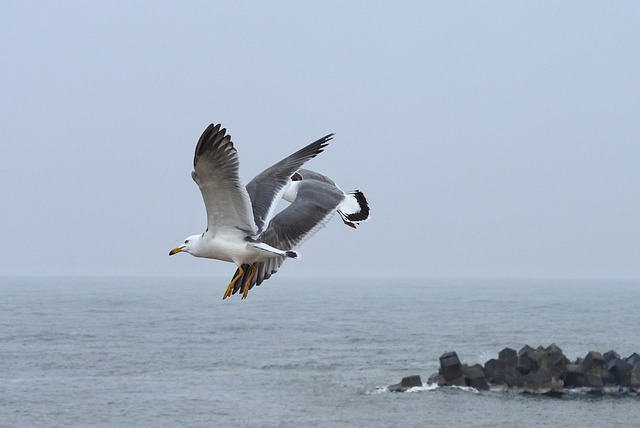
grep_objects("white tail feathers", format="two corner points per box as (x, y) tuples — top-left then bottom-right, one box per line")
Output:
(250, 241), (299, 259)
(337, 190), (370, 228)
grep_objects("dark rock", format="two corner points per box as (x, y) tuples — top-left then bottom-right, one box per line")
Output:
(582, 372), (604, 390)
(627, 353), (640, 368)
(484, 358), (522, 387)
(518, 345), (535, 359)
(389, 375), (422, 392)
(420, 346), (639, 396)
(462, 364), (489, 390)
(531, 347), (552, 371)
(545, 343), (563, 355)
(439, 352), (463, 382)
(517, 355), (533, 375)
(602, 350), (622, 391)
(581, 351), (604, 373)
(427, 372), (444, 386)
(563, 364), (584, 387)
(498, 348), (518, 367)
(484, 359), (505, 382)
(522, 367), (564, 395)
(507, 370), (524, 387)
(601, 368), (617, 387)
(629, 364), (640, 390)
(401, 375), (422, 388)
(517, 345), (551, 375)
(605, 357), (632, 386)
(626, 354), (640, 390)
(547, 344), (569, 373)
(603, 350), (620, 366)
(445, 375), (468, 387)
(564, 362), (603, 391)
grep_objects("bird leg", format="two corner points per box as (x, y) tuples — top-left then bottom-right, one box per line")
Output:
(223, 265), (244, 299)
(241, 264), (257, 300)
(342, 219), (357, 229)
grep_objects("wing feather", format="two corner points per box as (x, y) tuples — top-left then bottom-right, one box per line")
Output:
(192, 124), (257, 236)
(227, 178), (344, 295)
(246, 134), (333, 234)
(260, 180), (341, 250)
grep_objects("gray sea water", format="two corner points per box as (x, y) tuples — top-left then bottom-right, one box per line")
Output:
(1, 277), (638, 427)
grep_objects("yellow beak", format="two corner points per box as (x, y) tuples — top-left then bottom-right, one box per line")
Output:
(169, 246), (183, 256)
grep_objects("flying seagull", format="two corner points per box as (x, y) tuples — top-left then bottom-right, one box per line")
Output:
(170, 123), (370, 299)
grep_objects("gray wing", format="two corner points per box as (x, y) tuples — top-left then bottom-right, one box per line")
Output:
(246, 134), (333, 235)
(295, 168), (337, 186)
(191, 124), (257, 237)
(230, 178), (345, 295)
(298, 168), (370, 227)
(260, 179), (343, 249)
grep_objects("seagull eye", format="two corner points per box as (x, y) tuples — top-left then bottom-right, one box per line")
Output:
(184, 240), (189, 244)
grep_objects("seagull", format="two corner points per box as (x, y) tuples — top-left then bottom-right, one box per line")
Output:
(228, 167), (370, 297)
(169, 123), (370, 299)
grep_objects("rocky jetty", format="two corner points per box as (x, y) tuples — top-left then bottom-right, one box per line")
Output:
(390, 345), (640, 395)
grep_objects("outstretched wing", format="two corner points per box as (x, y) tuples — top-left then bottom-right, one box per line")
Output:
(230, 177), (345, 295)
(246, 134), (333, 235)
(191, 124), (257, 237)
(260, 178), (343, 249)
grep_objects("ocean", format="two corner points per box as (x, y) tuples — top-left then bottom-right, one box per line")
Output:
(1, 277), (638, 427)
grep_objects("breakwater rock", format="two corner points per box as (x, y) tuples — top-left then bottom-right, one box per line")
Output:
(390, 345), (640, 395)
(388, 375), (423, 392)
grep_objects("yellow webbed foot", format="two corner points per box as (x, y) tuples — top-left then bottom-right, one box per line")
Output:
(223, 266), (244, 300)
(241, 264), (257, 300)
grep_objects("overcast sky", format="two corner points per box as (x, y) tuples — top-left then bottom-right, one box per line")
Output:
(1, 1), (639, 280)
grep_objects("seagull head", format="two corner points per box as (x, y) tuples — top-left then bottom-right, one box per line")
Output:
(169, 234), (201, 256)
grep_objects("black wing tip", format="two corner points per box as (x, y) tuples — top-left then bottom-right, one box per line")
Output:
(206, 123), (223, 133)
(201, 123), (226, 142)
(194, 123), (232, 166)
(309, 132), (334, 158)
(319, 132), (334, 148)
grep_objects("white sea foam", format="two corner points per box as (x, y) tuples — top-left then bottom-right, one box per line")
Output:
(405, 383), (439, 393)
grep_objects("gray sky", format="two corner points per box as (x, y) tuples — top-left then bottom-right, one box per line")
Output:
(2, 1), (639, 279)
